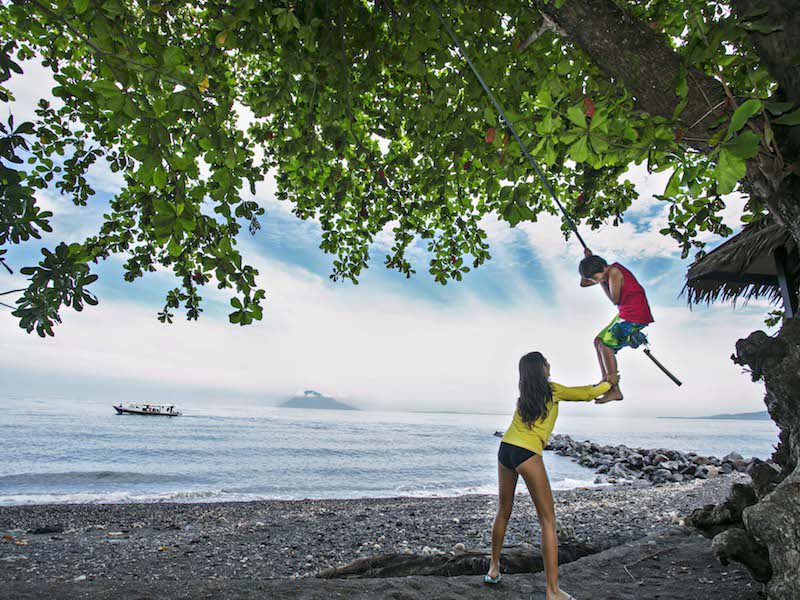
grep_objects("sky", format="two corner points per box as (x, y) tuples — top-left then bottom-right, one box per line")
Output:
(0, 58), (775, 418)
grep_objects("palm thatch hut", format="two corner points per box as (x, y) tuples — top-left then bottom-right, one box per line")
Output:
(684, 215), (799, 318)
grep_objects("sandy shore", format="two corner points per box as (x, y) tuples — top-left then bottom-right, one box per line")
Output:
(0, 474), (763, 599)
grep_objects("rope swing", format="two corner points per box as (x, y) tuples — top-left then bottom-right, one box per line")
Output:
(432, 3), (683, 387)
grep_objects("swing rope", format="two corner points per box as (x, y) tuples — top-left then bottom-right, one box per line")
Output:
(433, 4), (684, 387)
(431, 2), (589, 251)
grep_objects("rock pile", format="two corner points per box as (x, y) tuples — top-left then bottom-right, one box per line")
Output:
(545, 434), (754, 484)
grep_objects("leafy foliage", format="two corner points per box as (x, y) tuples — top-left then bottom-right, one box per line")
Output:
(0, 0), (791, 335)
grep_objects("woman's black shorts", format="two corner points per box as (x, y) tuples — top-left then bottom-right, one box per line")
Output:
(498, 442), (537, 471)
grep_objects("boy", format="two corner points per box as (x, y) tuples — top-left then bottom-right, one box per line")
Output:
(579, 249), (654, 403)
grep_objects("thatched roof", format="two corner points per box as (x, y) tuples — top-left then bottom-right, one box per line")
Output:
(684, 214), (797, 306)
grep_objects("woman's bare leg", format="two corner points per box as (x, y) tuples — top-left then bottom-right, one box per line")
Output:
(517, 455), (571, 600)
(487, 462), (518, 579)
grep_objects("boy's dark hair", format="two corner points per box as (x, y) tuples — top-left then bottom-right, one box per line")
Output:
(579, 255), (608, 278)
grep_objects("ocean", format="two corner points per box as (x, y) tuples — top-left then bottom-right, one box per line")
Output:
(0, 401), (779, 506)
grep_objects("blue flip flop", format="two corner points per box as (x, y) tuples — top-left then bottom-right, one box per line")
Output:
(483, 573), (502, 585)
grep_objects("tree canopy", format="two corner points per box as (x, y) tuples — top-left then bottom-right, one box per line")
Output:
(1, 0), (797, 336)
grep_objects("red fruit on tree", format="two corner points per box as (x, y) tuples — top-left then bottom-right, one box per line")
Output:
(674, 128), (684, 143)
(583, 97), (596, 118)
(485, 127), (496, 144)
(503, 133), (510, 146)
(463, 160), (472, 171)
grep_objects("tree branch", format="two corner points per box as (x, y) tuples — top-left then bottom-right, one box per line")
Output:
(529, 0), (728, 148)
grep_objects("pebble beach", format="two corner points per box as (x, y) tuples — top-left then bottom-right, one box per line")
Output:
(1, 475), (749, 586)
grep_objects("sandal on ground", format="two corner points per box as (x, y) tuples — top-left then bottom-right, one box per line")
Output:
(483, 573), (502, 585)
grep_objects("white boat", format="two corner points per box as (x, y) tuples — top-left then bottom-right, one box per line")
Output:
(113, 403), (182, 416)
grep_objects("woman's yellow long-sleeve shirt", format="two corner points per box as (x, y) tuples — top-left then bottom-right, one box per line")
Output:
(501, 381), (611, 454)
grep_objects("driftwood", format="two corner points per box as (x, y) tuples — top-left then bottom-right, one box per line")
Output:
(316, 542), (598, 579)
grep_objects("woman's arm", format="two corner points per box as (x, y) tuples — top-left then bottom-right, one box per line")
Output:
(552, 381), (612, 402)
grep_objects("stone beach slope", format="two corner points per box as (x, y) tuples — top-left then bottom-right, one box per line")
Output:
(0, 475), (761, 599)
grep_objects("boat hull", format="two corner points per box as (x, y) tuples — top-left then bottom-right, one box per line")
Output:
(113, 406), (181, 416)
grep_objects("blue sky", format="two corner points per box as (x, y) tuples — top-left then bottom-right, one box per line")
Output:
(0, 59), (773, 418)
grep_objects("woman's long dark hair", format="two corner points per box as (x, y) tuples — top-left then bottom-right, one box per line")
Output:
(517, 352), (553, 425)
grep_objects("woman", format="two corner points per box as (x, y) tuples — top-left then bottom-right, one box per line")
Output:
(485, 351), (611, 600)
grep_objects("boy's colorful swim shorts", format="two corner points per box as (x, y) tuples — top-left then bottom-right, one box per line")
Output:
(597, 315), (649, 352)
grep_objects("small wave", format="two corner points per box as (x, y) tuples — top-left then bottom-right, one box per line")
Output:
(0, 488), (247, 506)
(0, 476), (603, 506)
(0, 471), (194, 488)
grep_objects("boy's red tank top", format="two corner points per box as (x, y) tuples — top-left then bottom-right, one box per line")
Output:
(612, 262), (654, 324)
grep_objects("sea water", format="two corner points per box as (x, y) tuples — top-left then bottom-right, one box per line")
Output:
(0, 400), (779, 506)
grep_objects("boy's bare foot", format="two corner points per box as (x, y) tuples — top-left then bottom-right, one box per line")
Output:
(486, 562), (500, 580)
(596, 385), (623, 403)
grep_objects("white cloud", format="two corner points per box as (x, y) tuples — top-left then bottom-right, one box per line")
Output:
(0, 237), (768, 418)
(6, 58), (57, 123)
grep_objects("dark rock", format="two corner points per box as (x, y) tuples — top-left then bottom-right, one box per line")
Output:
(30, 525), (64, 535)
(712, 527), (772, 583)
(628, 453), (644, 468)
(687, 483), (757, 538)
(746, 460), (783, 498)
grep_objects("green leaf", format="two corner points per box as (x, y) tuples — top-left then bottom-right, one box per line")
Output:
(743, 20), (783, 34)
(566, 105), (587, 128)
(664, 168), (682, 198)
(715, 149), (746, 195)
(568, 136), (590, 162)
(73, 0), (90, 14)
(163, 47), (185, 68)
(724, 131), (760, 159)
(152, 168), (167, 189)
(765, 101), (794, 116)
(773, 108), (800, 126)
(727, 99), (762, 137)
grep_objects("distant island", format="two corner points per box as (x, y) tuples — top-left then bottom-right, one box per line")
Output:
(659, 410), (770, 421)
(281, 390), (358, 411)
